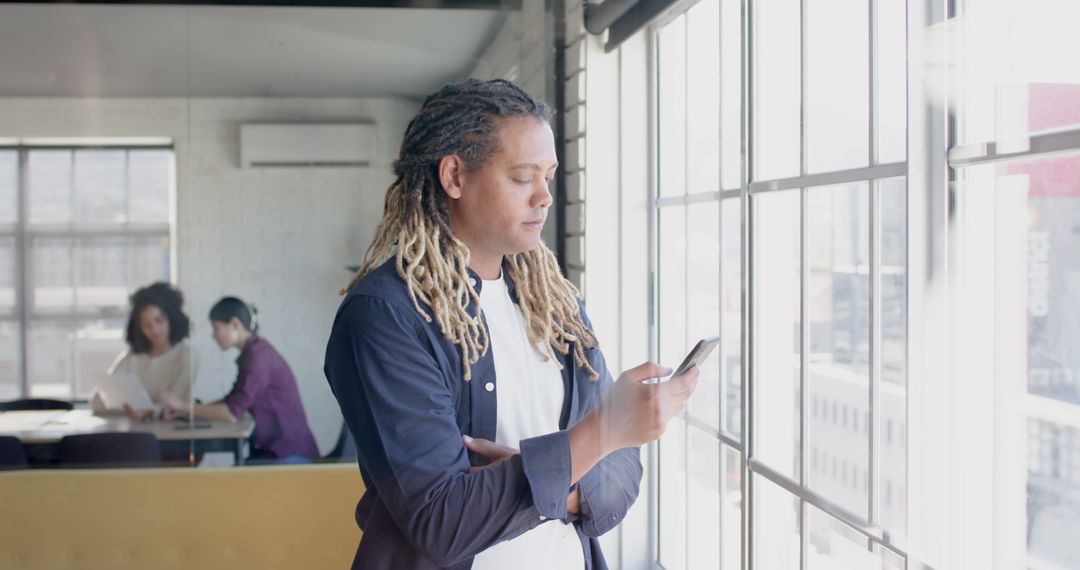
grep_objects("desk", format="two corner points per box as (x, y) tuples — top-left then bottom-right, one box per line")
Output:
(0, 410), (256, 465)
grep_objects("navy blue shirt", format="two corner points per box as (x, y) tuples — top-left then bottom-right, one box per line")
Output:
(324, 258), (642, 569)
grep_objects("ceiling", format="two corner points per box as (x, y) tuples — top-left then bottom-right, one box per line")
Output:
(0, 3), (512, 98)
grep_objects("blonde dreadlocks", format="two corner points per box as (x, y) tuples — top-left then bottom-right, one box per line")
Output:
(342, 79), (599, 381)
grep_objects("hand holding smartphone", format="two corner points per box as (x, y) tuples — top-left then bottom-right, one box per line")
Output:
(649, 336), (721, 383)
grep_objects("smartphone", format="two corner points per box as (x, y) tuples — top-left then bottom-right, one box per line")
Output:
(664, 336), (721, 381)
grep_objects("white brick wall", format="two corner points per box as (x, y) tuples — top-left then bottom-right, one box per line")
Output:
(469, 12), (522, 81)
(0, 96), (418, 454)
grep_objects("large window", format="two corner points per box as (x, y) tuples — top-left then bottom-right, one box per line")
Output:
(652, 0), (907, 566)
(0, 145), (174, 400)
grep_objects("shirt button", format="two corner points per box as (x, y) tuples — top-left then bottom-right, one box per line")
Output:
(484, 382), (495, 392)
(538, 516), (547, 521)
(468, 277), (477, 287)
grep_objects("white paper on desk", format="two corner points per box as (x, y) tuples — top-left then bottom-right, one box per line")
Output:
(94, 372), (156, 411)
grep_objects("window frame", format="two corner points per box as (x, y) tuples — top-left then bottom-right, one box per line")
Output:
(646, 0), (912, 567)
(1, 142), (176, 400)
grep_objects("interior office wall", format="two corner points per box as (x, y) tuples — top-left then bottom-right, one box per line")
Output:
(0, 96), (419, 453)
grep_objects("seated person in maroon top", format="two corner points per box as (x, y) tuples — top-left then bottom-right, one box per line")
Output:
(161, 297), (319, 462)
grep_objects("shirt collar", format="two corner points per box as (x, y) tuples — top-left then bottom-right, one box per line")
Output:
(236, 333), (260, 365)
(465, 260), (519, 303)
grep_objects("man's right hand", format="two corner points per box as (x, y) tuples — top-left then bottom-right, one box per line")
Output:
(594, 361), (700, 453)
(565, 361), (699, 486)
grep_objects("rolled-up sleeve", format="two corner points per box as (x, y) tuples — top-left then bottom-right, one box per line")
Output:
(326, 295), (572, 567)
(224, 364), (267, 421)
(571, 331), (644, 537)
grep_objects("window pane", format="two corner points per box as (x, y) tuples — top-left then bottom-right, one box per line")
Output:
(720, 0), (742, 190)
(0, 151), (16, 225)
(0, 236), (15, 313)
(807, 182), (871, 518)
(687, 200), (721, 428)
(0, 321), (18, 400)
(753, 475), (800, 570)
(806, 503), (876, 569)
(753, 190), (801, 478)
(28, 321), (73, 399)
(28, 150), (73, 224)
(687, 0), (720, 196)
(659, 16), (688, 198)
(875, 0), (906, 164)
(688, 427), (720, 569)
(75, 318), (125, 398)
(955, 0), (1080, 145)
(659, 205), (688, 369)
(77, 237), (128, 311)
(131, 235), (171, 289)
(74, 150), (126, 224)
(32, 237), (74, 312)
(659, 416), (688, 570)
(128, 150), (171, 223)
(721, 444), (744, 569)
(753, 0), (801, 180)
(722, 198), (743, 438)
(805, 0), (870, 173)
(879, 177), (908, 537)
(958, 152), (1080, 568)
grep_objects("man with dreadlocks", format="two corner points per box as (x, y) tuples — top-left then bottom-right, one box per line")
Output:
(325, 78), (699, 570)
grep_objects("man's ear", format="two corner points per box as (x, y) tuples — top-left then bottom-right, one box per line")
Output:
(438, 155), (466, 200)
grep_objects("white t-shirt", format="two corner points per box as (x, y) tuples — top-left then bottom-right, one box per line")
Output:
(470, 274), (586, 570)
(106, 340), (196, 404)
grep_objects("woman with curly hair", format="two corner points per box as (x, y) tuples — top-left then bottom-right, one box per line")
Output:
(100, 282), (196, 413)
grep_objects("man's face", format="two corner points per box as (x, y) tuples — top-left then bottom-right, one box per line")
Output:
(445, 116), (557, 262)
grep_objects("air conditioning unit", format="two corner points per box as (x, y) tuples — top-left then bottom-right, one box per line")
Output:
(239, 123), (376, 167)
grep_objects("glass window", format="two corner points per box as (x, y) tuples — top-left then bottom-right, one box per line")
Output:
(721, 444), (744, 568)
(0, 236), (15, 313)
(721, 198), (743, 438)
(688, 427), (721, 568)
(128, 150), (172, 223)
(959, 151), (1080, 568)
(659, 205), (688, 371)
(76, 237), (129, 311)
(880, 177), (907, 537)
(687, 200), (721, 428)
(752, 190), (801, 479)
(32, 237), (74, 312)
(686, 0), (721, 197)
(75, 318), (125, 397)
(7, 146), (173, 399)
(753, 475), (800, 570)
(659, 16), (688, 198)
(753, 0), (801, 180)
(720, 0), (742, 190)
(805, 0), (870, 173)
(130, 235), (171, 290)
(659, 416), (688, 570)
(875, 0), (906, 164)
(28, 321), (73, 399)
(28, 150), (73, 225)
(0, 151), (16, 225)
(806, 181), (871, 518)
(955, 0), (1080, 146)
(74, 150), (127, 224)
(0, 321), (18, 400)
